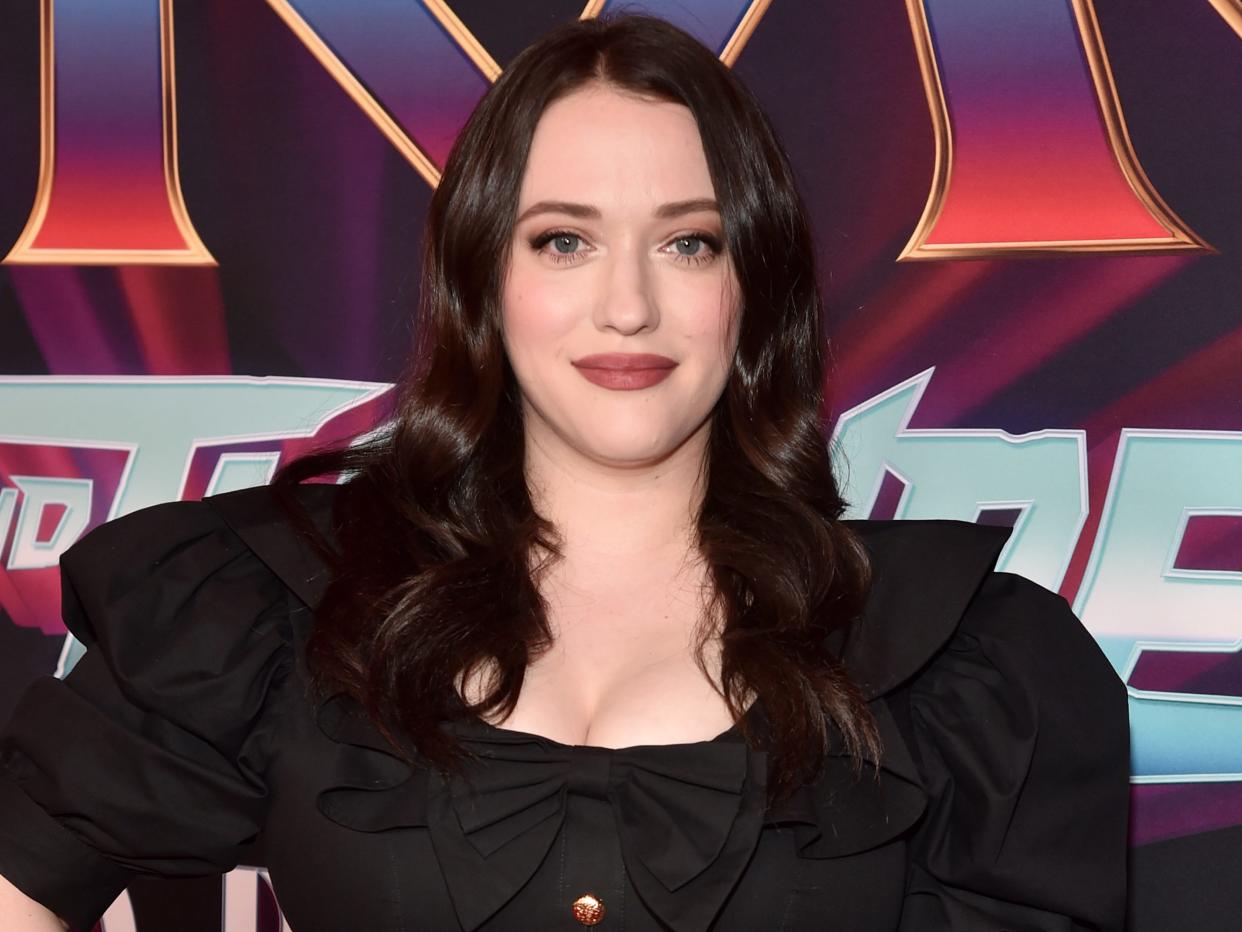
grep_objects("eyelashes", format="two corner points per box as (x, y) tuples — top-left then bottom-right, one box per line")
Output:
(528, 229), (725, 267)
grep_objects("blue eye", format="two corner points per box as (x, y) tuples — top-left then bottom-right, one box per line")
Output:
(667, 233), (723, 266)
(529, 229), (723, 267)
(532, 230), (588, 264)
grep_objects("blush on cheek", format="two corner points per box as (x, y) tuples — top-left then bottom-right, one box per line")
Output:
(503, 273), (579, 340)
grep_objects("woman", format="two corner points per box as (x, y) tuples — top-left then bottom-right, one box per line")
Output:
(0, 13), (1127, 931)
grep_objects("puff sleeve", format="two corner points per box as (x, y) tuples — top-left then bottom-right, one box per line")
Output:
(0, 498), (297, 929)
(897, 571), (1130, 931)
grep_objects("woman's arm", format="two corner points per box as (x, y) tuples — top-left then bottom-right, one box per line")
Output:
(0, 874), (68, 931)
(0, 497), (294, 930)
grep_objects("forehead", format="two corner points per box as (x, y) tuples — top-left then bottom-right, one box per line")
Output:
(519, 84), (716, 207)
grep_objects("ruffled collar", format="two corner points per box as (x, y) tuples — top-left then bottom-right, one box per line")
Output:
(206, 484), (1011, 932)
(830, 517), (1013, 700)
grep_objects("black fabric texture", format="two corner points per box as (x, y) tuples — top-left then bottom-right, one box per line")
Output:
(0, 483), (1130, 930)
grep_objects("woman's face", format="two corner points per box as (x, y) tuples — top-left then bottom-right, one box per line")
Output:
(501, 83), (740, 471)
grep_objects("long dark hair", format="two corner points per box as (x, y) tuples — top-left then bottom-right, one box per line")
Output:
(274, 12), (877, 806)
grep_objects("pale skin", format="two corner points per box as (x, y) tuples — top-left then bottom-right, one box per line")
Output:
(458, 82), (751, 747)
(0, 80), (744, 926)
(0, 881), (65, 931)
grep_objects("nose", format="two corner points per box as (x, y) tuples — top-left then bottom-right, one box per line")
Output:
(593, 242), (660, 335)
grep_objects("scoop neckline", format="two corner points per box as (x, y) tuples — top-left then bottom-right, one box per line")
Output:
(448, 692), (759, 752)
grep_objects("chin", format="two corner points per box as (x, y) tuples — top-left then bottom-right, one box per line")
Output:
(576, 426), (680, 467)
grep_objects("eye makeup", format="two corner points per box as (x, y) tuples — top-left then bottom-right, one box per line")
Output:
(528, 229), (724, 267)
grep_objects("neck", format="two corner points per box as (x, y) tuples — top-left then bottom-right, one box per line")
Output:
(523, 421), (710, 570)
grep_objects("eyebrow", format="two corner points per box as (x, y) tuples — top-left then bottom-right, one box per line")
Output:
(514, 198), (720, 224)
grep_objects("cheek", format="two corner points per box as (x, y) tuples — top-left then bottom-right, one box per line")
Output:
(501, 267), (578, 367)
(676, 277), (740, 374)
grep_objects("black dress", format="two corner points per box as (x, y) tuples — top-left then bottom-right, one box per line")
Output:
(0, 483), (1129, 931)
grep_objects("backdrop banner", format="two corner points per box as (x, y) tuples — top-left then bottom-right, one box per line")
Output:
(1, 1), (1240, 929)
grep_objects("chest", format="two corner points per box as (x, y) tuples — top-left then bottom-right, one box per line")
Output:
(263, 702), (912, 932)
(457, 578), (742, 748)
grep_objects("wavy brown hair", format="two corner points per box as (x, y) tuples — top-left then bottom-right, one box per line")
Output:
(273, 12), (876, 806)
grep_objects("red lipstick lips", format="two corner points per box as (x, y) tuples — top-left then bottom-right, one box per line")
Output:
(571, 353), (678, 390)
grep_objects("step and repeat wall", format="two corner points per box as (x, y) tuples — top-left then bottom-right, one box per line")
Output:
(1, 1), (1240, 929)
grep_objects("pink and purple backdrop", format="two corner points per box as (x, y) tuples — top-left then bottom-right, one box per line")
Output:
(2, 1), (1241, 929)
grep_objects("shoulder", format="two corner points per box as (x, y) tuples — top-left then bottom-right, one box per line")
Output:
(916, 568), (1128, 736)
(837, 517), (1125, 713)
(63, 481), (341, 564)
(58, 483), (344, 668)
(836, 518), (1012, 698)
(64, 482), (344, 618)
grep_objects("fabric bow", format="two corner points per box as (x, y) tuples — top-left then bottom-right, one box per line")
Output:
(423, 719), (769, 932)
(315, 694), (925, 932)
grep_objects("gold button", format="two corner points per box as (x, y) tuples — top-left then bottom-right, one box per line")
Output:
(571, 892), (606, 925)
